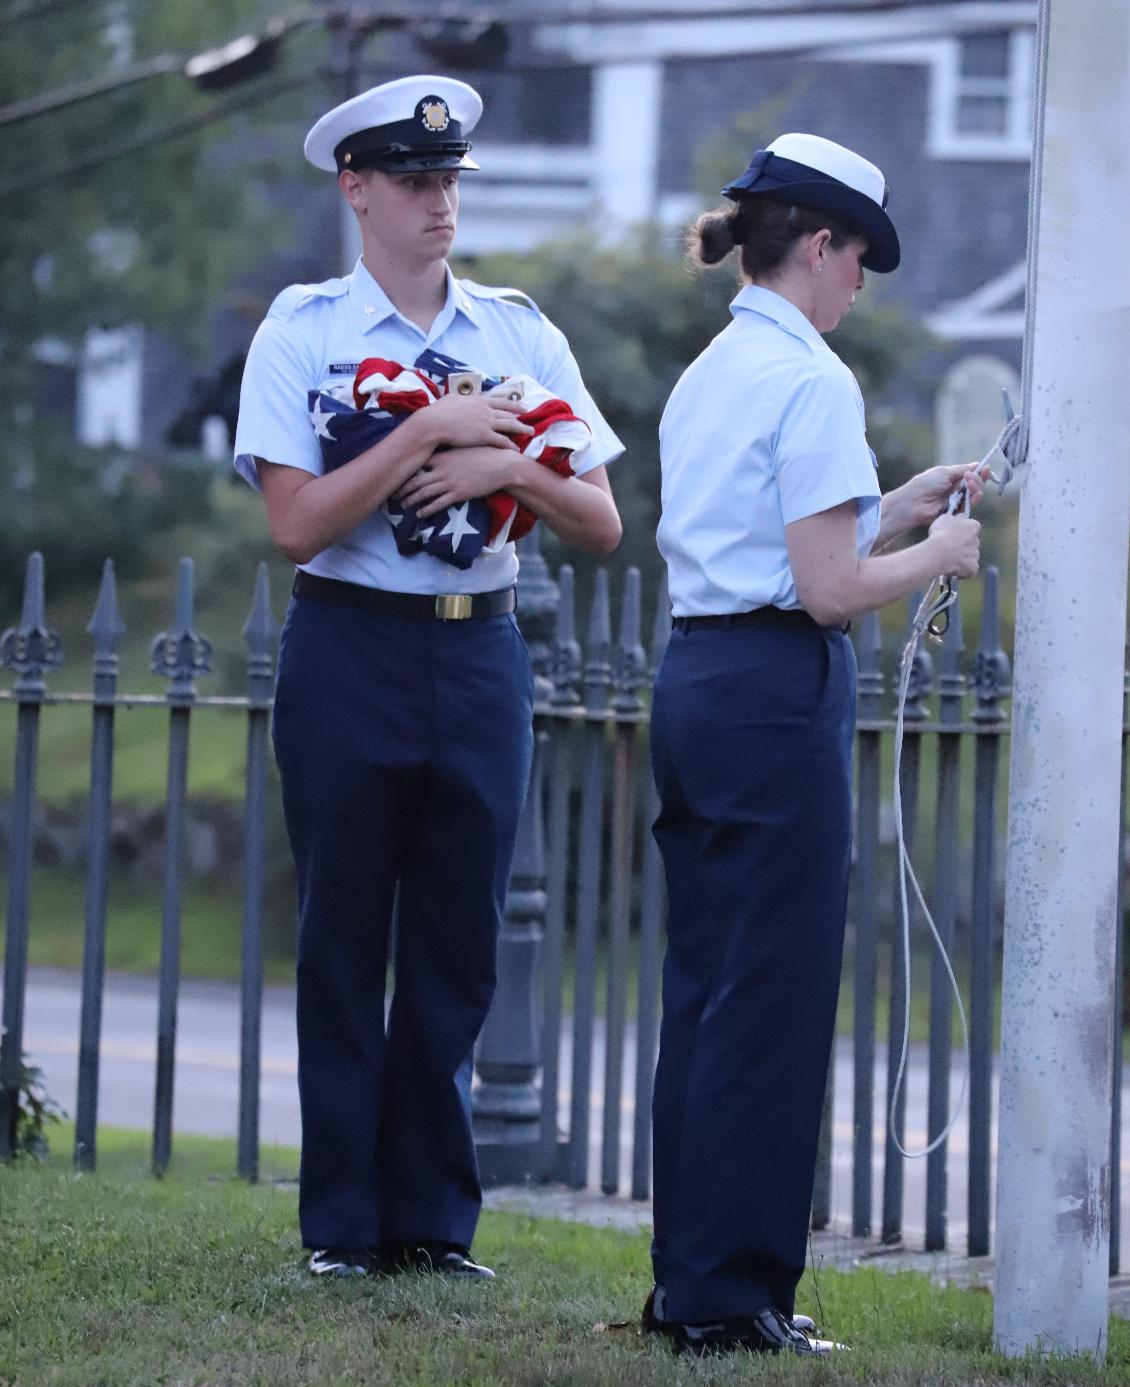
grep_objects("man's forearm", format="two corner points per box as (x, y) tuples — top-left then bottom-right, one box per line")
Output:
(260, 411), (443, 564)
(504, 459), (621, 556)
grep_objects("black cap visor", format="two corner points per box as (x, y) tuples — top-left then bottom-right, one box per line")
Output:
(347, 148), (480, 174)
(334, 116), (479, 175)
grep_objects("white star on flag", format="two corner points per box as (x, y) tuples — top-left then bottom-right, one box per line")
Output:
(310, 400), (337, 440)
(439, 502), (479, 550)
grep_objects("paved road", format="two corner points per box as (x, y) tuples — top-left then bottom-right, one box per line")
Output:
(15, 966), (1130, 1247)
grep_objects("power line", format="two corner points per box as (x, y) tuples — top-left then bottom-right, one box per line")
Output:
(0, 69), (324, 200)
(1, 1), (1034, 130)
(0, 55), (181, 129)
(325, 1), (1031, 26)
(1, 0), (1034, 183)
(0, 0), (104, 30)
(0, 10), (316, 132)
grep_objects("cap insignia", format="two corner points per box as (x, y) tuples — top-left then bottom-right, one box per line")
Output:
(417, 96), (450, 134)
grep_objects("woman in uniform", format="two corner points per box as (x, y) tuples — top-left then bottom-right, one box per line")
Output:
(644, 132), (983, 1356)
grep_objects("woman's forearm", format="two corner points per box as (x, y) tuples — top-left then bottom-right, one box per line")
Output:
(874, 483), (917, 549)
(787, 502), (979, 627)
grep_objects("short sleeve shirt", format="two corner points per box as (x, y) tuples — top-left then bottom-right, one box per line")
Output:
(234, 259), (624, 595)
(657, 284), (881, 617)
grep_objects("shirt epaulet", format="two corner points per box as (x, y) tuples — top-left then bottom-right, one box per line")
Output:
(267, 279), (350, 323)
(459, 278), (540, 314)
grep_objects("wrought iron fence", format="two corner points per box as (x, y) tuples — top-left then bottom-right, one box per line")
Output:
(0, 546), (1124, 1276)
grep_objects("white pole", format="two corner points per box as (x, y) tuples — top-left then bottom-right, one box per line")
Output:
(994, 0), (1130, 1361)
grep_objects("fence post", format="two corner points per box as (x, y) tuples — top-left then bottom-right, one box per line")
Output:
(967, 565), (1009, 1257)
(925, 598), (965, 1250)
(471, 531), (559, 1184)
(515, 529), (559, 700)
(0, 553), (63, 1161)
(238, 564), (276, 1182)
(566, 571), (612, 1188)
(632, 585), (670, 1200)
(473, 728), (549, 1183)
(852, 610), (884, 1236)
(539, 565), (581, 1175)
(601, 569), (645, 1194)
(74, 560), (125, 1171)
(882, 594), (933, 1244)
(149, 558), (212, 1176)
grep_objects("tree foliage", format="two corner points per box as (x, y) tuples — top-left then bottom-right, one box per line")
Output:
(0, 0), (304, 606)
(461, 227), (937, 600)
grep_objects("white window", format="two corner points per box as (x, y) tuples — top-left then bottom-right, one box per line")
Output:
(931, 29), (1035, 160)
(76, 326), (143, 451)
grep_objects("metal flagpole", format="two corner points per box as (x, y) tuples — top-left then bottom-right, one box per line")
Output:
(994, 0), (1130, 1360)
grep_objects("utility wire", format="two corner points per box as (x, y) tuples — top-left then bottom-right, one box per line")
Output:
(0, 55), (181, 129)
(0, 11), (316, 131)
(322, 1), (1034, 26)
(1, 0), (1035, 132)
(2, 0), (1035, 181)
(0, 0), (1037, 39)
(0, 69), (324, 200)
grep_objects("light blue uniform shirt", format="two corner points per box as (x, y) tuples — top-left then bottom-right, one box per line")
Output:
(234, 259), (623, 595)
(657, 284), (881, 618)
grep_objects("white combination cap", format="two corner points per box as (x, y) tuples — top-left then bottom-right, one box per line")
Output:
(722, 130), (900, 273)
(304, 75), (483, 175)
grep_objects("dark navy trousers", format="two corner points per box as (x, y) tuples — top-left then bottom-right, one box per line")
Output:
(649, 617), (856, 1324)
(272, 593), (533, 1253)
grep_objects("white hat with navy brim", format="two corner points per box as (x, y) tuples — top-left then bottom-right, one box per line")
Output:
(722, 132), (900, 273)
(304, 75), (483, 175)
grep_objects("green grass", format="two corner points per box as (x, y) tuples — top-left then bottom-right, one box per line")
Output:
(2, 1127), (1127, 1386)
(0, 865), (297, 987)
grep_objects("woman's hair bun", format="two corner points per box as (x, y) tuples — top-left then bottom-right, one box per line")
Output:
(688, 207), (741, 266)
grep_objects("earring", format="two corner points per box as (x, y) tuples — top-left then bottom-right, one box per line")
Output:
(817, 263), (824, 274)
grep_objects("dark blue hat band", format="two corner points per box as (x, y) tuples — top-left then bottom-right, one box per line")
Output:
(334, 117), (471, 172)
(722, 149), (900, 273)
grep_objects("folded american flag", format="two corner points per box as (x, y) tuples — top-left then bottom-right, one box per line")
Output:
(306, 348), (591, 570)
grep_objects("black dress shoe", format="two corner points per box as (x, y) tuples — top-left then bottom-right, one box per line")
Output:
(641, 1287), (834, 1357)
(392, 1242), (495, 1280)
(308, 1246), (384, 1277)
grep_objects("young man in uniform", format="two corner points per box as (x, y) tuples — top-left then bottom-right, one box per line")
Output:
(234, 75), (623, 1279)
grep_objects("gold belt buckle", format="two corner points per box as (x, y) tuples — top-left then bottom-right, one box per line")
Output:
(435, 593), (474, 621)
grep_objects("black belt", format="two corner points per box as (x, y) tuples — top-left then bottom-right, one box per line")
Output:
(672, 608), (848, 634)
(293, 571), (516, 621)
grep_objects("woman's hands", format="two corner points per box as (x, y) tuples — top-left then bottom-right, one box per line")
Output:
(395, 446), (520, 517)
(927, 512), (981, 578)
(901, 462), (986, 575)
(901, 461), (989, 527)
(419, 393), (533, 451)
(876, 461), (989, 550)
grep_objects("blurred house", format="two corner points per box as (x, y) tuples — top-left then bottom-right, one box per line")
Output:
(86, 1), (1036, 472)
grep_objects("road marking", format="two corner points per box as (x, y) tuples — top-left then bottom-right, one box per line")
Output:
(26, 1034), (297, 1077)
